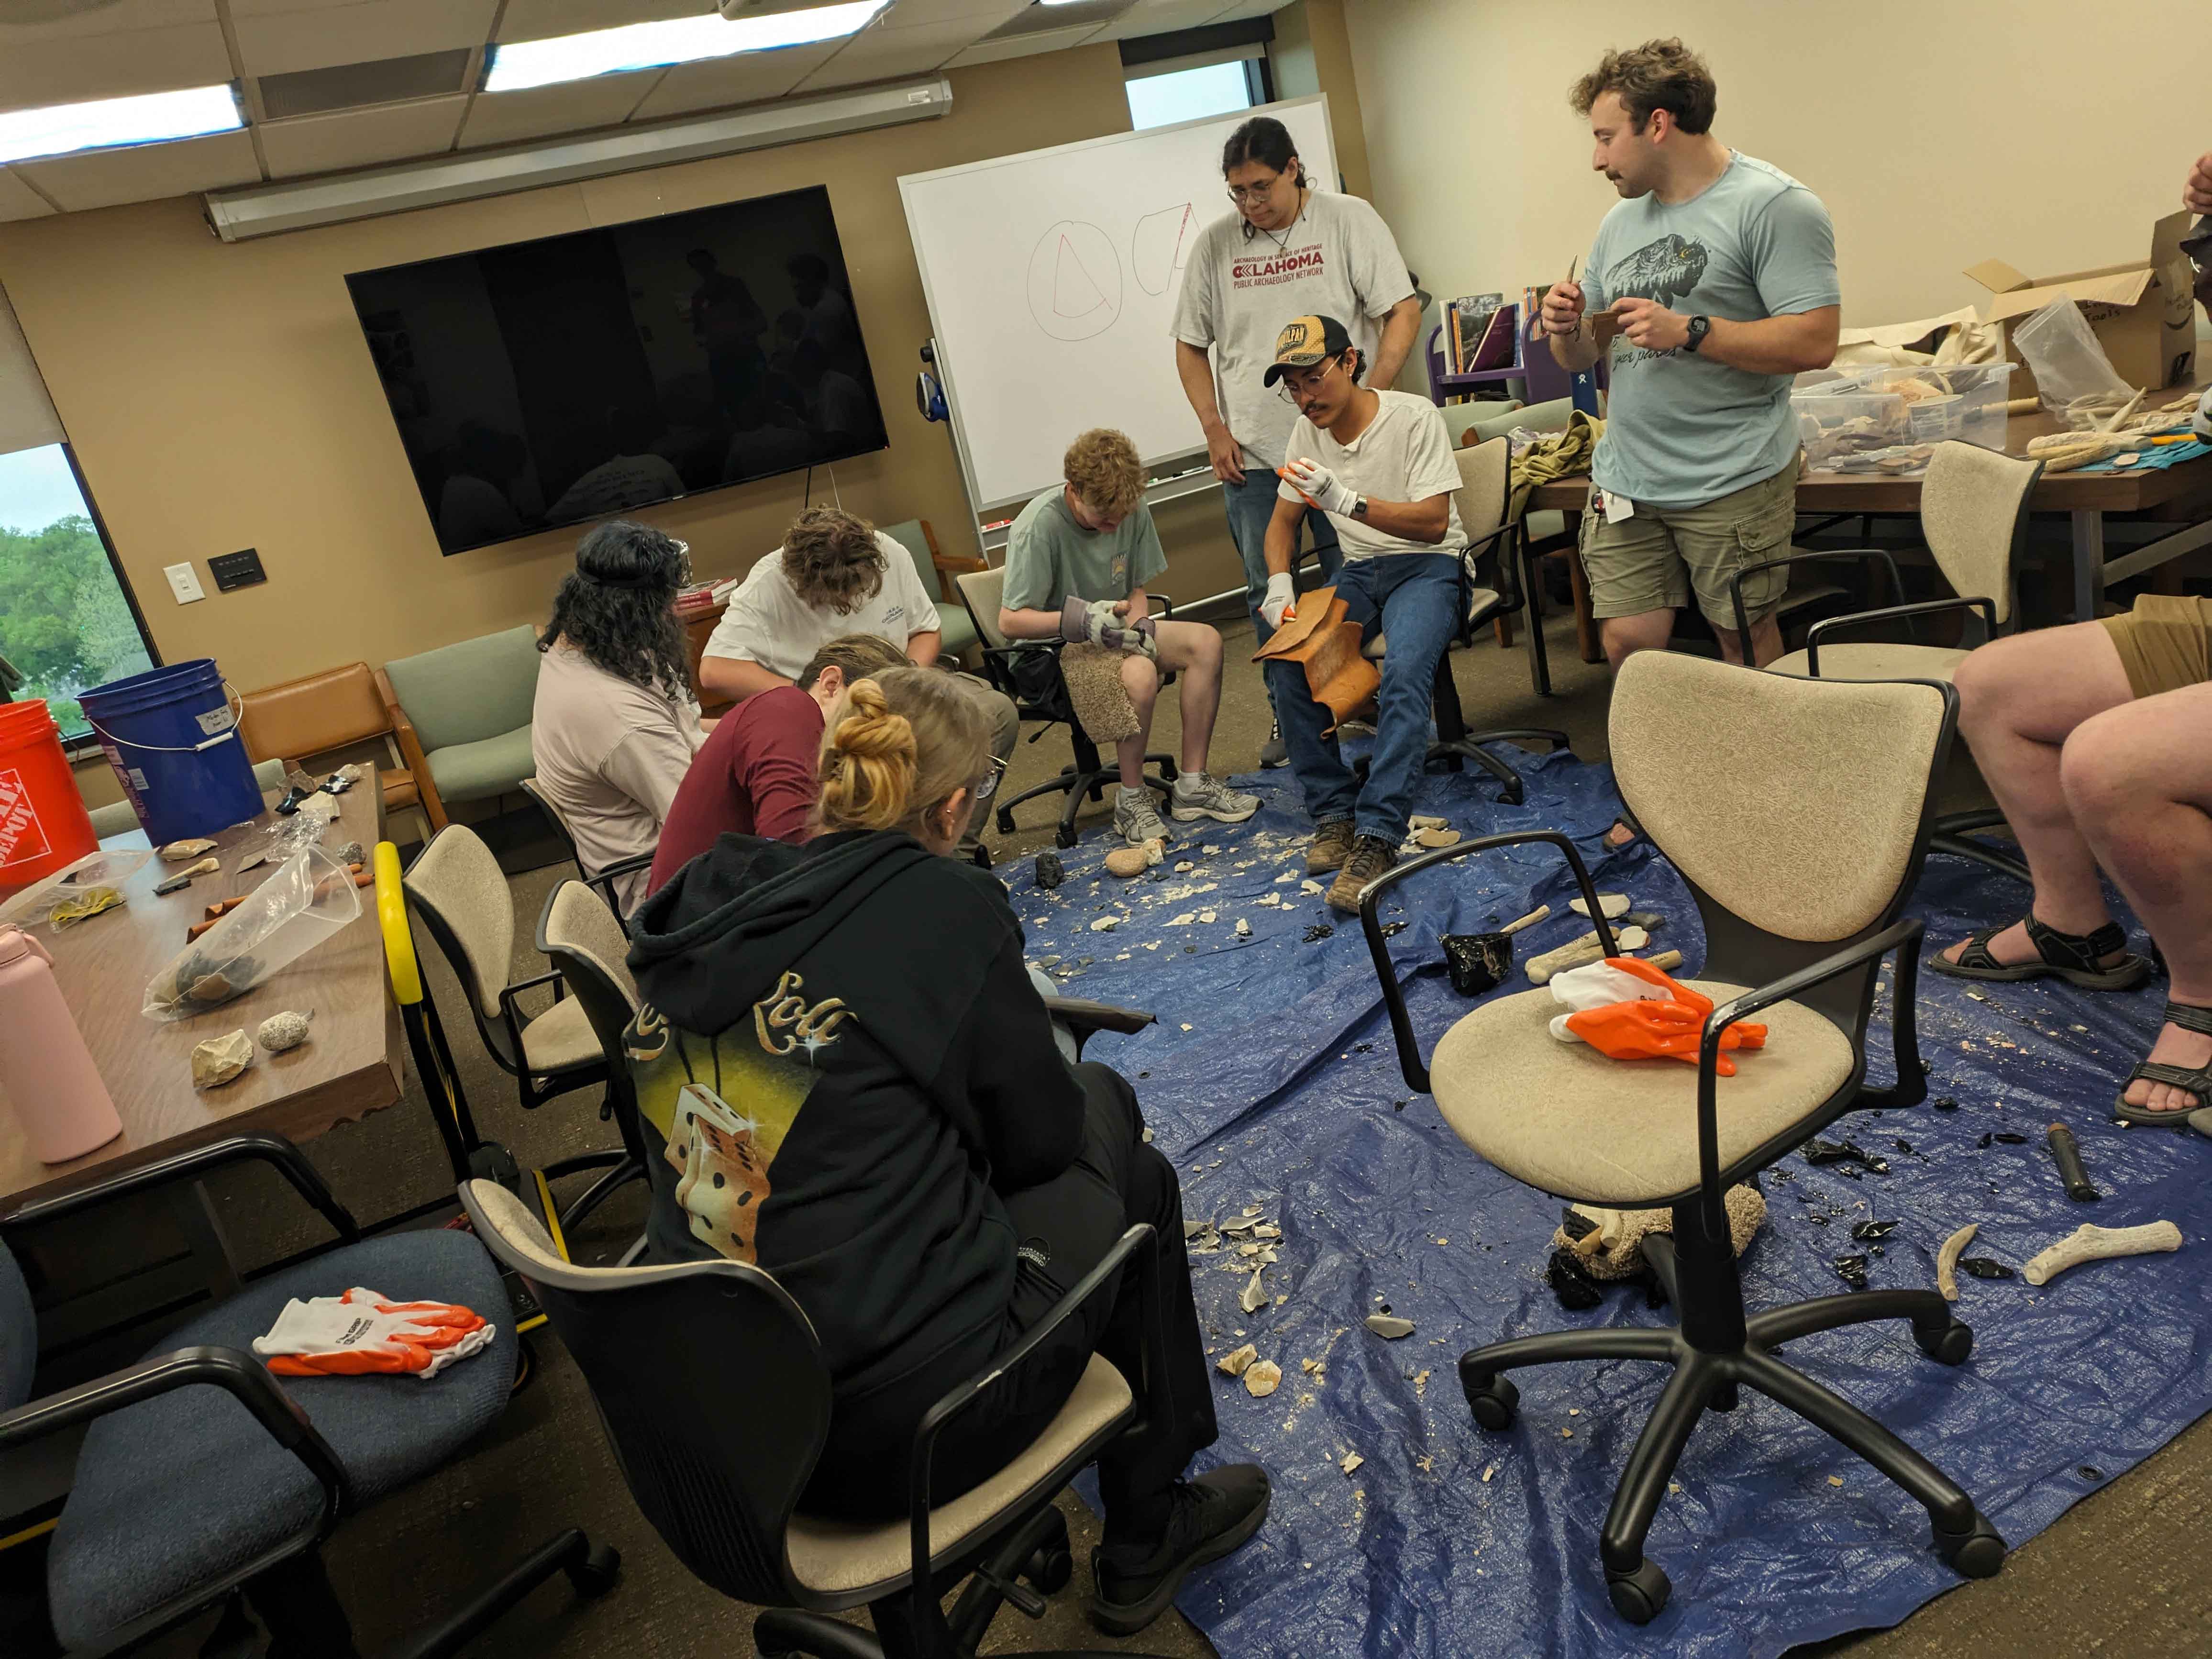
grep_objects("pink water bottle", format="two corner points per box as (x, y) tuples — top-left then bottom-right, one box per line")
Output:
(0, 925), (122, 1162)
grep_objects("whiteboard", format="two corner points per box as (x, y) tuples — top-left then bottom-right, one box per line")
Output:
(899, 96), (1338, 515)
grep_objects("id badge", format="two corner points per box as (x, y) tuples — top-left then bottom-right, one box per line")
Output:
(1602, 489), (1635, 522)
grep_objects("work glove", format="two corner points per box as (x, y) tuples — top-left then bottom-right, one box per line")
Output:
(1057, 596), (1158, 658)
(254, 1287), (496, 1379)
(1278, 457), (1360, 519)
(1553, 998), (1768, 1073)
(1260, 571), (1297, 630)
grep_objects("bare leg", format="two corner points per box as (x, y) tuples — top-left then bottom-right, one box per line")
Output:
(1715, 611), (1783, 668)
(1601, 610), (1679, 846)
(1116, 652), (1161, 791)
(2063, 682), (2212, 1113)
(1937, 625), (2135, 968)
(1150, 620), (1223, 775)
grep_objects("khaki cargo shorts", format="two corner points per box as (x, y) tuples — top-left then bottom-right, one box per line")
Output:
(2100, 593), (2212, 700)
(1579, 453), (1801, 633)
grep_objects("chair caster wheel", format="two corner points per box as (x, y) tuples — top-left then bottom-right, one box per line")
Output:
(566, 1543), (622, 1597)
(995, 809), (1016, 835)
(1025, 1545), (1073, 1595)
(1933, 1510), (2006, 1579)
(1463, 1372), (1518, 1431)
(1055, 826), (1078, 850)
(1494, 789), (1523, 807)
(1606, 1559), (1670, 1624)
(1914, 1319), (1973, 1366)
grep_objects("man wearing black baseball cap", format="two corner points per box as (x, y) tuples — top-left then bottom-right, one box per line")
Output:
(1259, 314), (1470, 913)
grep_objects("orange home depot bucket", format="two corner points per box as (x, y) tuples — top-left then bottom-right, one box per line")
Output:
(0, 700), (100, 895)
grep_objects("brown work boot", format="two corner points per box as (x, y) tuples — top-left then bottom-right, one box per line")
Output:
(1305, 818), (1356, 874)
(1326, 834), (1398, 915)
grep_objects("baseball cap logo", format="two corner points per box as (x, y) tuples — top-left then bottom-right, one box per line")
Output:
(1275, 317), (1318, 354)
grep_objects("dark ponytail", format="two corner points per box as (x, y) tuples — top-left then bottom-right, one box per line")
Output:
(1220, 116), (1308, 190)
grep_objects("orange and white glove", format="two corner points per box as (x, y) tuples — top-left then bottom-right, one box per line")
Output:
(1260, 571), (1298, 630)
(253, 1287), (496, 1380)
(1278, 458), (1359, 518)
(1548, 957), (1767, 1072)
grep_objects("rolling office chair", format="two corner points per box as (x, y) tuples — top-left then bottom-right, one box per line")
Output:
(520, 777), (655, 919)
(1357, 652), (2002, 1623)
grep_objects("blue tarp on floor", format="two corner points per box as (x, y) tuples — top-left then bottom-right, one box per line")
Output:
(1008, 745), (2210, 1659)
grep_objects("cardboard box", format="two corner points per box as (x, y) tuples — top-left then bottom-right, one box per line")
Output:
(1968, 211), (2197, 399)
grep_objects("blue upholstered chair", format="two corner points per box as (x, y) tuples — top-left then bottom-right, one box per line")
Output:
(0, 1134), (618, 1654)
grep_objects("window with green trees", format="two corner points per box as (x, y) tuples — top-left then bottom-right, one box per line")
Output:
(0, 444), (155, 742)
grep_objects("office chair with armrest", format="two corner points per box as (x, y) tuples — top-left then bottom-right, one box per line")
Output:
(1357, 652), (2001, 1623)
(519, 777), (655, 920)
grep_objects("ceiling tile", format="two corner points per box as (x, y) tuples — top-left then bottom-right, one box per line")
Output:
(495, 0), (713, 45)
(873, 0), (1028, 20)
(944, 21), (1099, 64)
(0, 1), (215, 40)
(231, 0), (498, 77)
(1208, 0), (1287, 14)
(789, 16), (983, 92)
(0, 169), (55, 222)
(1088, 0), (1230, 41)
(626, 39), (845, 119)
(12, 128), (259, 211)
(257, 94), (470, 177)
(0, 22), (233, 110)
(457, 71), (658, 149)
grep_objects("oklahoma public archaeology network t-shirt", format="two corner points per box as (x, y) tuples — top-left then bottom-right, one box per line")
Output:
(701, 530), (942, 682)
(1172, 191), (1415, 471)
(1279, 390), (1468, 561)
(1581, 151), (1840, 509)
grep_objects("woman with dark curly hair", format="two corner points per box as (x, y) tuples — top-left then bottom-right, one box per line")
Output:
(531, 520), (706, 913)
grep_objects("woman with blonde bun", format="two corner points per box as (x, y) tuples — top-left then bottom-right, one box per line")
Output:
(625, 666), (1267, 1635)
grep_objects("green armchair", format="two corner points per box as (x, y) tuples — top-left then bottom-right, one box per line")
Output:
(879, 518), (985, 665)
(378, 625), (541, 830)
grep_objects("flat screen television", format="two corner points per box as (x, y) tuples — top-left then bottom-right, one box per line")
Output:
(346, 185), (888, 555)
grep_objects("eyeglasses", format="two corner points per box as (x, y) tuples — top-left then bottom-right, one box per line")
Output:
(1226, 177), (1283, 205)
(1275, 356), (1343, 405)
(974, 754), (1009, 801)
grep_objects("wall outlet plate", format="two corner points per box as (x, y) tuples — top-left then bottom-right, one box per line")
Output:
(209, 548), (266, 592)
(164, 562), (205, 604)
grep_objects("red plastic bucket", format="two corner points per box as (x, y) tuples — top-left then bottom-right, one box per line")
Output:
(0, 700), (100, 895)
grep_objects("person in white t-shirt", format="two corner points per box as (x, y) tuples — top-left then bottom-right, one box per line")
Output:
(1172, 115), (1421, 766)
(1258, 315), (1469, 915)
(697, 507), (1017, 859)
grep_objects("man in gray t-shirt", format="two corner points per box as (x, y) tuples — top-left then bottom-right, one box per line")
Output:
(1541, 40), (1840, 678)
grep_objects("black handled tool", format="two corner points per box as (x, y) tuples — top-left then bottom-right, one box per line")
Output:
(2046, 1121), (2100, 1203)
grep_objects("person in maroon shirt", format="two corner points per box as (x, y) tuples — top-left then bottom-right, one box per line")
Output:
(649, 633), (908, 895)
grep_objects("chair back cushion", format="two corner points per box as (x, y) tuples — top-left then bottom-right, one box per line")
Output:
(1611, 652), (1947, 942)
(540, 880), (639, 1010)
(955, 565), (1011, 651)
(239, 663), (392, 764)
(877, 519), (944, 602)
(0, 1239), (32, 1411)
(459, 1178), (831, 1605)
(383, 626), (542, 753)
(1453, 437), (1510, 548)
(1921, 442), (2039, 627)
(403, 824), (515, 1018)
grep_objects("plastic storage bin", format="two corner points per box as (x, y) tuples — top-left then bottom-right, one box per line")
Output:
(1794, 363), (2016, 476)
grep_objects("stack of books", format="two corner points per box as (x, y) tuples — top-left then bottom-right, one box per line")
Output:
(1444, 293), (1518, 375)
(674, 576), (739, 617)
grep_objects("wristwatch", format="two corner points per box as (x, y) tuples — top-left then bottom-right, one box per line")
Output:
(1683, 314), (1711, 354)
(1351, 495), (1370, 519)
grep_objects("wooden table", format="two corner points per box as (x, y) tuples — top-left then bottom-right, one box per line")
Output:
(1526, 382), (2212, 653)
(0, 783), (403, 1212)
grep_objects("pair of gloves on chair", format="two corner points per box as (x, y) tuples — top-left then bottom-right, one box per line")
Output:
(254, 1287), (497, 1380)
(1549, 957), (1769, 1075)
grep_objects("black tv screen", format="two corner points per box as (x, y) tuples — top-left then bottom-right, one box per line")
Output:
(346, 185), (888, 555)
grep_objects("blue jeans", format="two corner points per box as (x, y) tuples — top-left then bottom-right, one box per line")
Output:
(1266, 552), (1460, 847)
(1222, 467), (1342, 646)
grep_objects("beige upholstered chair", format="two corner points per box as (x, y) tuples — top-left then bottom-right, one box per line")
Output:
(1354, 436), (1570, 805)
(403, 824), (635, 1229)
(459, 1175), (1151, 1659)
(1736, 441), (2046, 882)
(520, 776), (654, 918)
(1357, 652), (2002, 1625)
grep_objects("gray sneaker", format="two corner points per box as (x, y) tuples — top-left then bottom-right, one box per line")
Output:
(1260, 719), (1288, 768)
(1170, 772), (1260, 823)
(1113, 787), (1172, 847)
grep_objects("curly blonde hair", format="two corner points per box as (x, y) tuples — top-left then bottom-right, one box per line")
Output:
(1570, 39), (1717, 135)
(817, 666), (991, 841)
(1062, 429), (1147, 520)
(781, 507), (885, 615)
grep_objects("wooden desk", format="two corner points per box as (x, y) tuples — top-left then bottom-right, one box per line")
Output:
(0, 785), (402, 1212)
(1526, 382), (2212, 639)
(681, 598), (733, 716)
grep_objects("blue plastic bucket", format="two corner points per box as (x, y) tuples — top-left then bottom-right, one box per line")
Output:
(78, 660), (264, 845)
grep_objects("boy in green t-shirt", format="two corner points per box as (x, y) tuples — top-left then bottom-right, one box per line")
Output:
(999, 429), (1258, 846)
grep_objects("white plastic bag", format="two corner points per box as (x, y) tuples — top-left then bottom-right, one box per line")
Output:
(144, 845), (358, 1021)
(2011, 297), (2135, 428)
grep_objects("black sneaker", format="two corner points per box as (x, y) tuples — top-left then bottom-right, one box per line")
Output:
(1089, 1464), (1272, 1635)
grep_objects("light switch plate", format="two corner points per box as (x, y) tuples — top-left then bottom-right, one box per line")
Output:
(165, 562), (205, 604)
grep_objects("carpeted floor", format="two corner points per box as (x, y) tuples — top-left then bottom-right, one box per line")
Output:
(31, 604), (2212, 1659)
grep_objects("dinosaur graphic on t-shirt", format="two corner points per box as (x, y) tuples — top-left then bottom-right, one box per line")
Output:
(1608, 233), (1710, 306)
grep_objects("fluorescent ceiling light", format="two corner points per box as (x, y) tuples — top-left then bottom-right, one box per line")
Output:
(0, 85), (242, 166)
(486, 1), (889, 92)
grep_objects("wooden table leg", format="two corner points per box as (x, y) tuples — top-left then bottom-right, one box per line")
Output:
(2071, 509), (2104, 623)
(1563, 510), (1603, 664)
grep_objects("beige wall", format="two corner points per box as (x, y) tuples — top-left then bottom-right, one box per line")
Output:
(0, 44), (1253, 709)
(1272, 0), (1371, 200)
(1342, 0), (2210, 331)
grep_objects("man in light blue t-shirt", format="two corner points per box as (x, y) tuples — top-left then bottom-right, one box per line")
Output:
(1540, 38), (1840, 682)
